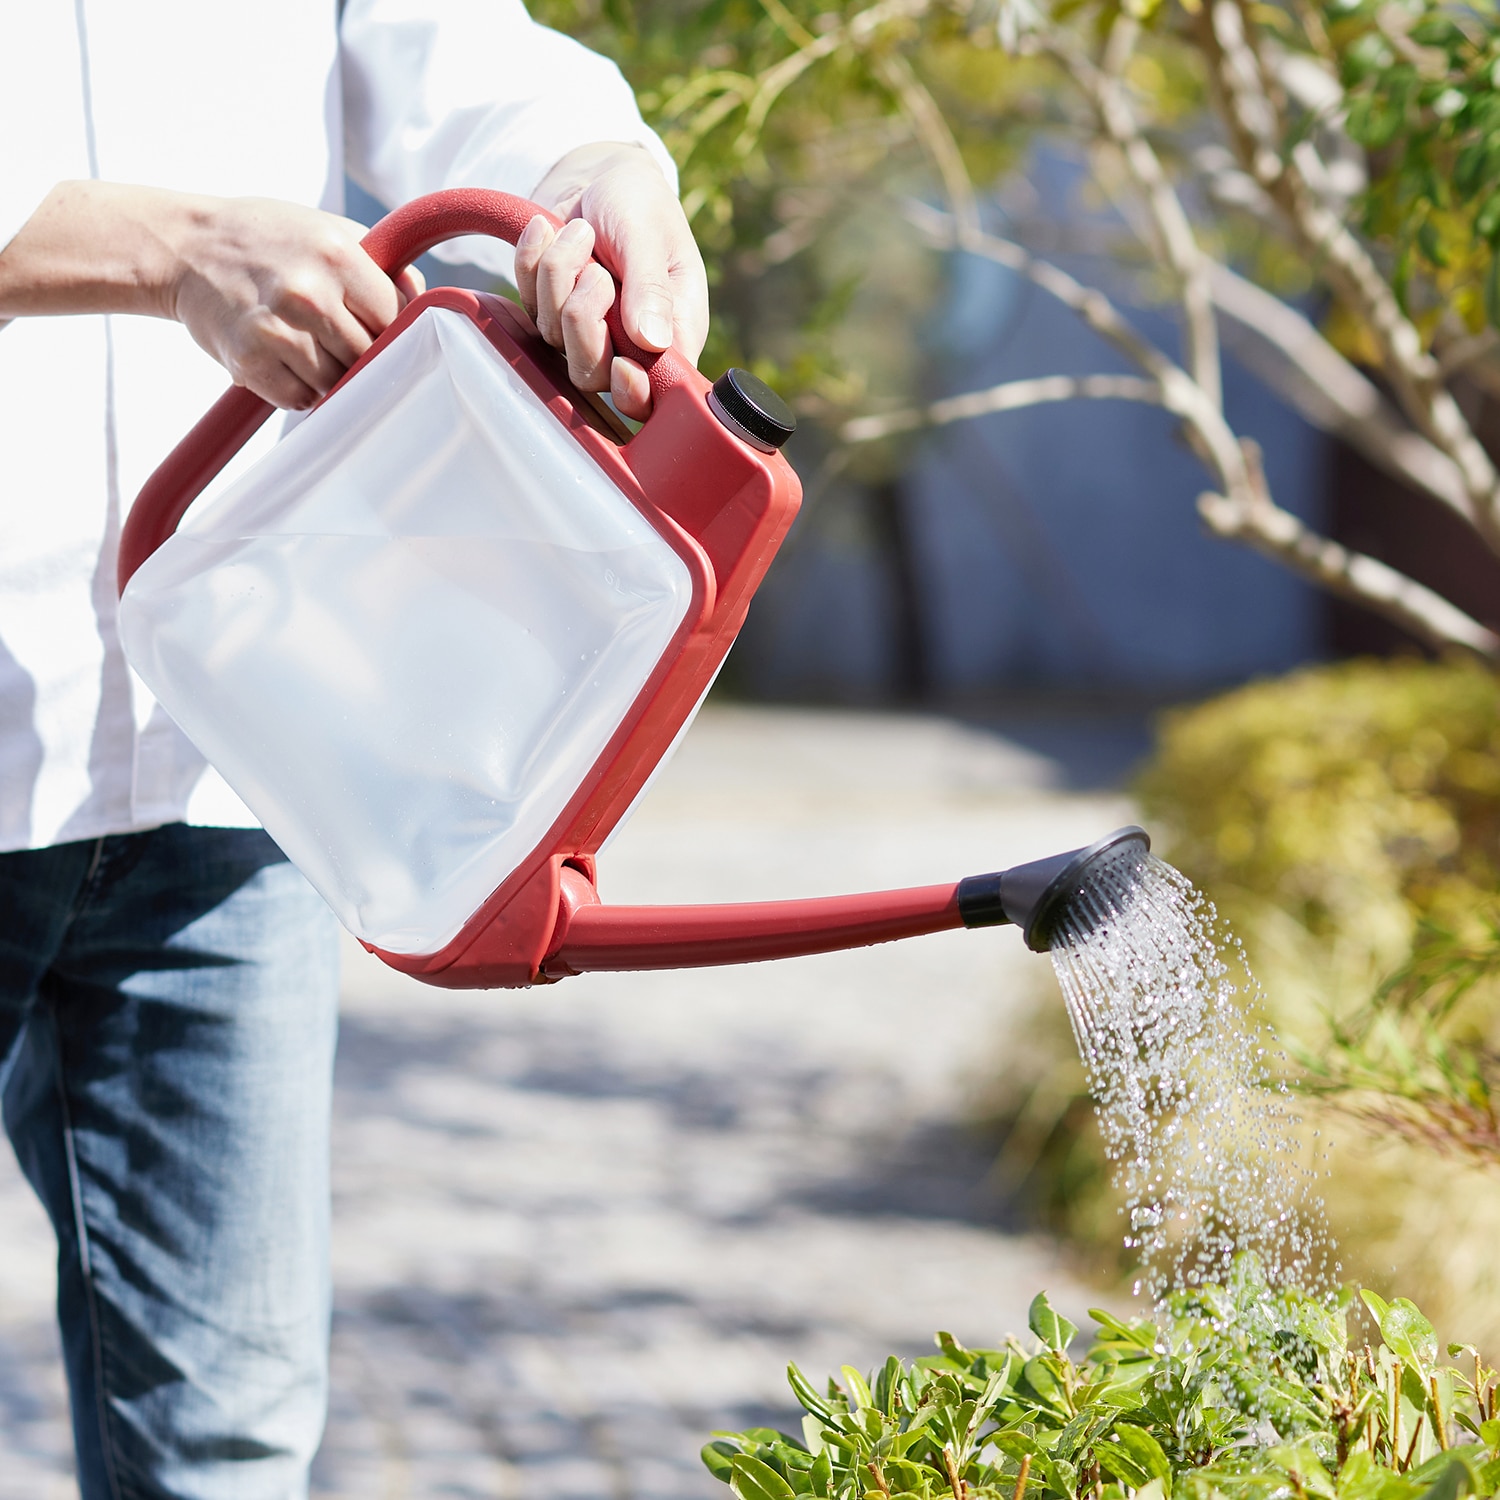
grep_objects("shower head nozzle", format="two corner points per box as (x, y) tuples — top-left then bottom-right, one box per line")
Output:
(957, 825), (1152, 953)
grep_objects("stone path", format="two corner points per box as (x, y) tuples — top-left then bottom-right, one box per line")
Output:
(0, 706), (1132, 1499)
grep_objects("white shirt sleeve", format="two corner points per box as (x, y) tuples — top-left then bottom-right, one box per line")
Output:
(340, 0), (678, 280)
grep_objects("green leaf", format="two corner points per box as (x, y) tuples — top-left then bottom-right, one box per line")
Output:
(788, 1364), (834, 1423)
(1090, 1308), (1157, 1350)
(730, 1454), (798, 1500)
(1481, 1419), (1500, 1453)
(841, 1366), (873, 1411)
(809, 1451), (832, 1499)
(1029, 1292), (1079, 1353)
(1111, 1424), (1173, 1487)
(1270, 1444), (1337, 1499)
(976, 1355), (1015, 1411)
(1022, 1355), (1067, 1407)
(1341, 1451), (1430, 1500)
(1381, 1299), (1440, 1370)
(1477, 191), (1500, 245)
(703, 1441), (739, 1483)
(935, 1332), (969, 1362)
(1414, 1457), (1470, 1500)
(991, 1433), (1036, 1466)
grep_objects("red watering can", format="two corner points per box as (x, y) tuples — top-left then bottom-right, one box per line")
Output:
(118, 189), (1145, 988)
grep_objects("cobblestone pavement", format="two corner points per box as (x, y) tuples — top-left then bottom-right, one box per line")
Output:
(0, 706), (1132, 1499)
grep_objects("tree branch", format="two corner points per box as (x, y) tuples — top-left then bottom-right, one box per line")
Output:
(1206, 263), (1476, 523)
(839, 373), (1163, 442)
(891, 202), (1499, 658)
(1197, 0), (1500, 547)
(1049, 19), (1223, 410)
(904, 201), (1243, 477)
(1198, 487), (1500, 656)
(870, 51), (981, 241)
(905, 200), (1181, 386)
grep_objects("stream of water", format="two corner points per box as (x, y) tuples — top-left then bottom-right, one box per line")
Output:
(1048, 841), (1335, 1306)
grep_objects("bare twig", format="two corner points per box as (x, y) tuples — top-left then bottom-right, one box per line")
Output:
(1198, 492), (1500, 657)
(905, 202), (1241, 478)
(1206, 264), (1475, 521)
(905, 200), (1181, 386)
(1050, 19), (1222, 409)
(1438, 328), (1500, 379)
(943, 1445), (967, 1500)
(893, 201), (1500, 656)
(1013, 1453), (1033, 1500)
(840, 373), (1162, 442)
(871, 51), (981, 240)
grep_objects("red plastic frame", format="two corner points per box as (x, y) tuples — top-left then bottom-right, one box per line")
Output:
(120, 188), (975, 989)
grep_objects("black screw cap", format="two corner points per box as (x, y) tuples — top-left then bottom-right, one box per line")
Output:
(710, 368), (796, 450)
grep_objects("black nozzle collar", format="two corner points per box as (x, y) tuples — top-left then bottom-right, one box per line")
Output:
(958, 825), (1151, 953)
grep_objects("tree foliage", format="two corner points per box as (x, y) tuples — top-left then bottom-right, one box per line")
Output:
(537, 0), (1500, 653)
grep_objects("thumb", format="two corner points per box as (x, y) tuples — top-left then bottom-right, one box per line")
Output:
(621, 262), (675, 354)
(597, 209), (677, 353)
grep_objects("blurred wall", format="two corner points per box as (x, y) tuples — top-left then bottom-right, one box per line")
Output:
(733, 167), (1332, 703)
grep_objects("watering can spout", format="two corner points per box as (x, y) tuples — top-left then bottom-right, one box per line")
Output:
(539, 825), (1151, 977)
(957, 825), (1151, 953)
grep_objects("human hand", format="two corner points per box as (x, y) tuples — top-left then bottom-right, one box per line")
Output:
(515, 142), (708, 421)
(170, 197), (424, 410)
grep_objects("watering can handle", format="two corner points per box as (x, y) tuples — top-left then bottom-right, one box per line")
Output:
(117, 187), (697, 594)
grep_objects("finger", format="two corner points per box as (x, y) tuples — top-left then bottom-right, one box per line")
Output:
(610, 356), (652, 422)
(264, 272), (371, 373)
(339, 245), (404, 336)
(234, 352), (320, 411)
(667, 247), (710, 364)
(560, 262), (616, 391)
(394, 264), (425, 309)
(600, 213), (679, 355)
(262, 320), (348, 401)
(533, 218), (596, 349)
(513, 214), (555, 319)
(295, 295), (379, 371)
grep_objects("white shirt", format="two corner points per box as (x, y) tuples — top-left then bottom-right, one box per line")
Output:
(0, 0), (675, 851)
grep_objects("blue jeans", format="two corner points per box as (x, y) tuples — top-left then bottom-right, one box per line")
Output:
(0, 824), (340, 1500)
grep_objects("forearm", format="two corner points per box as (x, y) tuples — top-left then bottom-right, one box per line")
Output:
(0, 181), (419, 409)
(0, 180), (195, 320)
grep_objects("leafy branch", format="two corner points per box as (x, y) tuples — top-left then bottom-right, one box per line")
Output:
(561, 0), (1500, 654)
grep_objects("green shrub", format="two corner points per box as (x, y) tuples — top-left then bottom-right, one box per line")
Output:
(1138, 657), (1500, 991)
(982, 659), (1500, 1343)
(1136, 658), (1500, 1164)
(704, 1266), (1500, 1500)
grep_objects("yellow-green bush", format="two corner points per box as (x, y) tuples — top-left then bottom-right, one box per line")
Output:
(1138, 657), (1500, 1028)
(986, 659), (1500, 1346)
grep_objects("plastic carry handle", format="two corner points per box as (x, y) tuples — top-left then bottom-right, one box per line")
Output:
(117, 187), (697, 594)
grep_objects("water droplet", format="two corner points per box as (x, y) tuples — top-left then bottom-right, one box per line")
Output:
(1047, 849), (1333, 1310)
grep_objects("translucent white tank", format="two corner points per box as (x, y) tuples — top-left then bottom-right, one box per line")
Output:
(119, 307), (694, 955)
